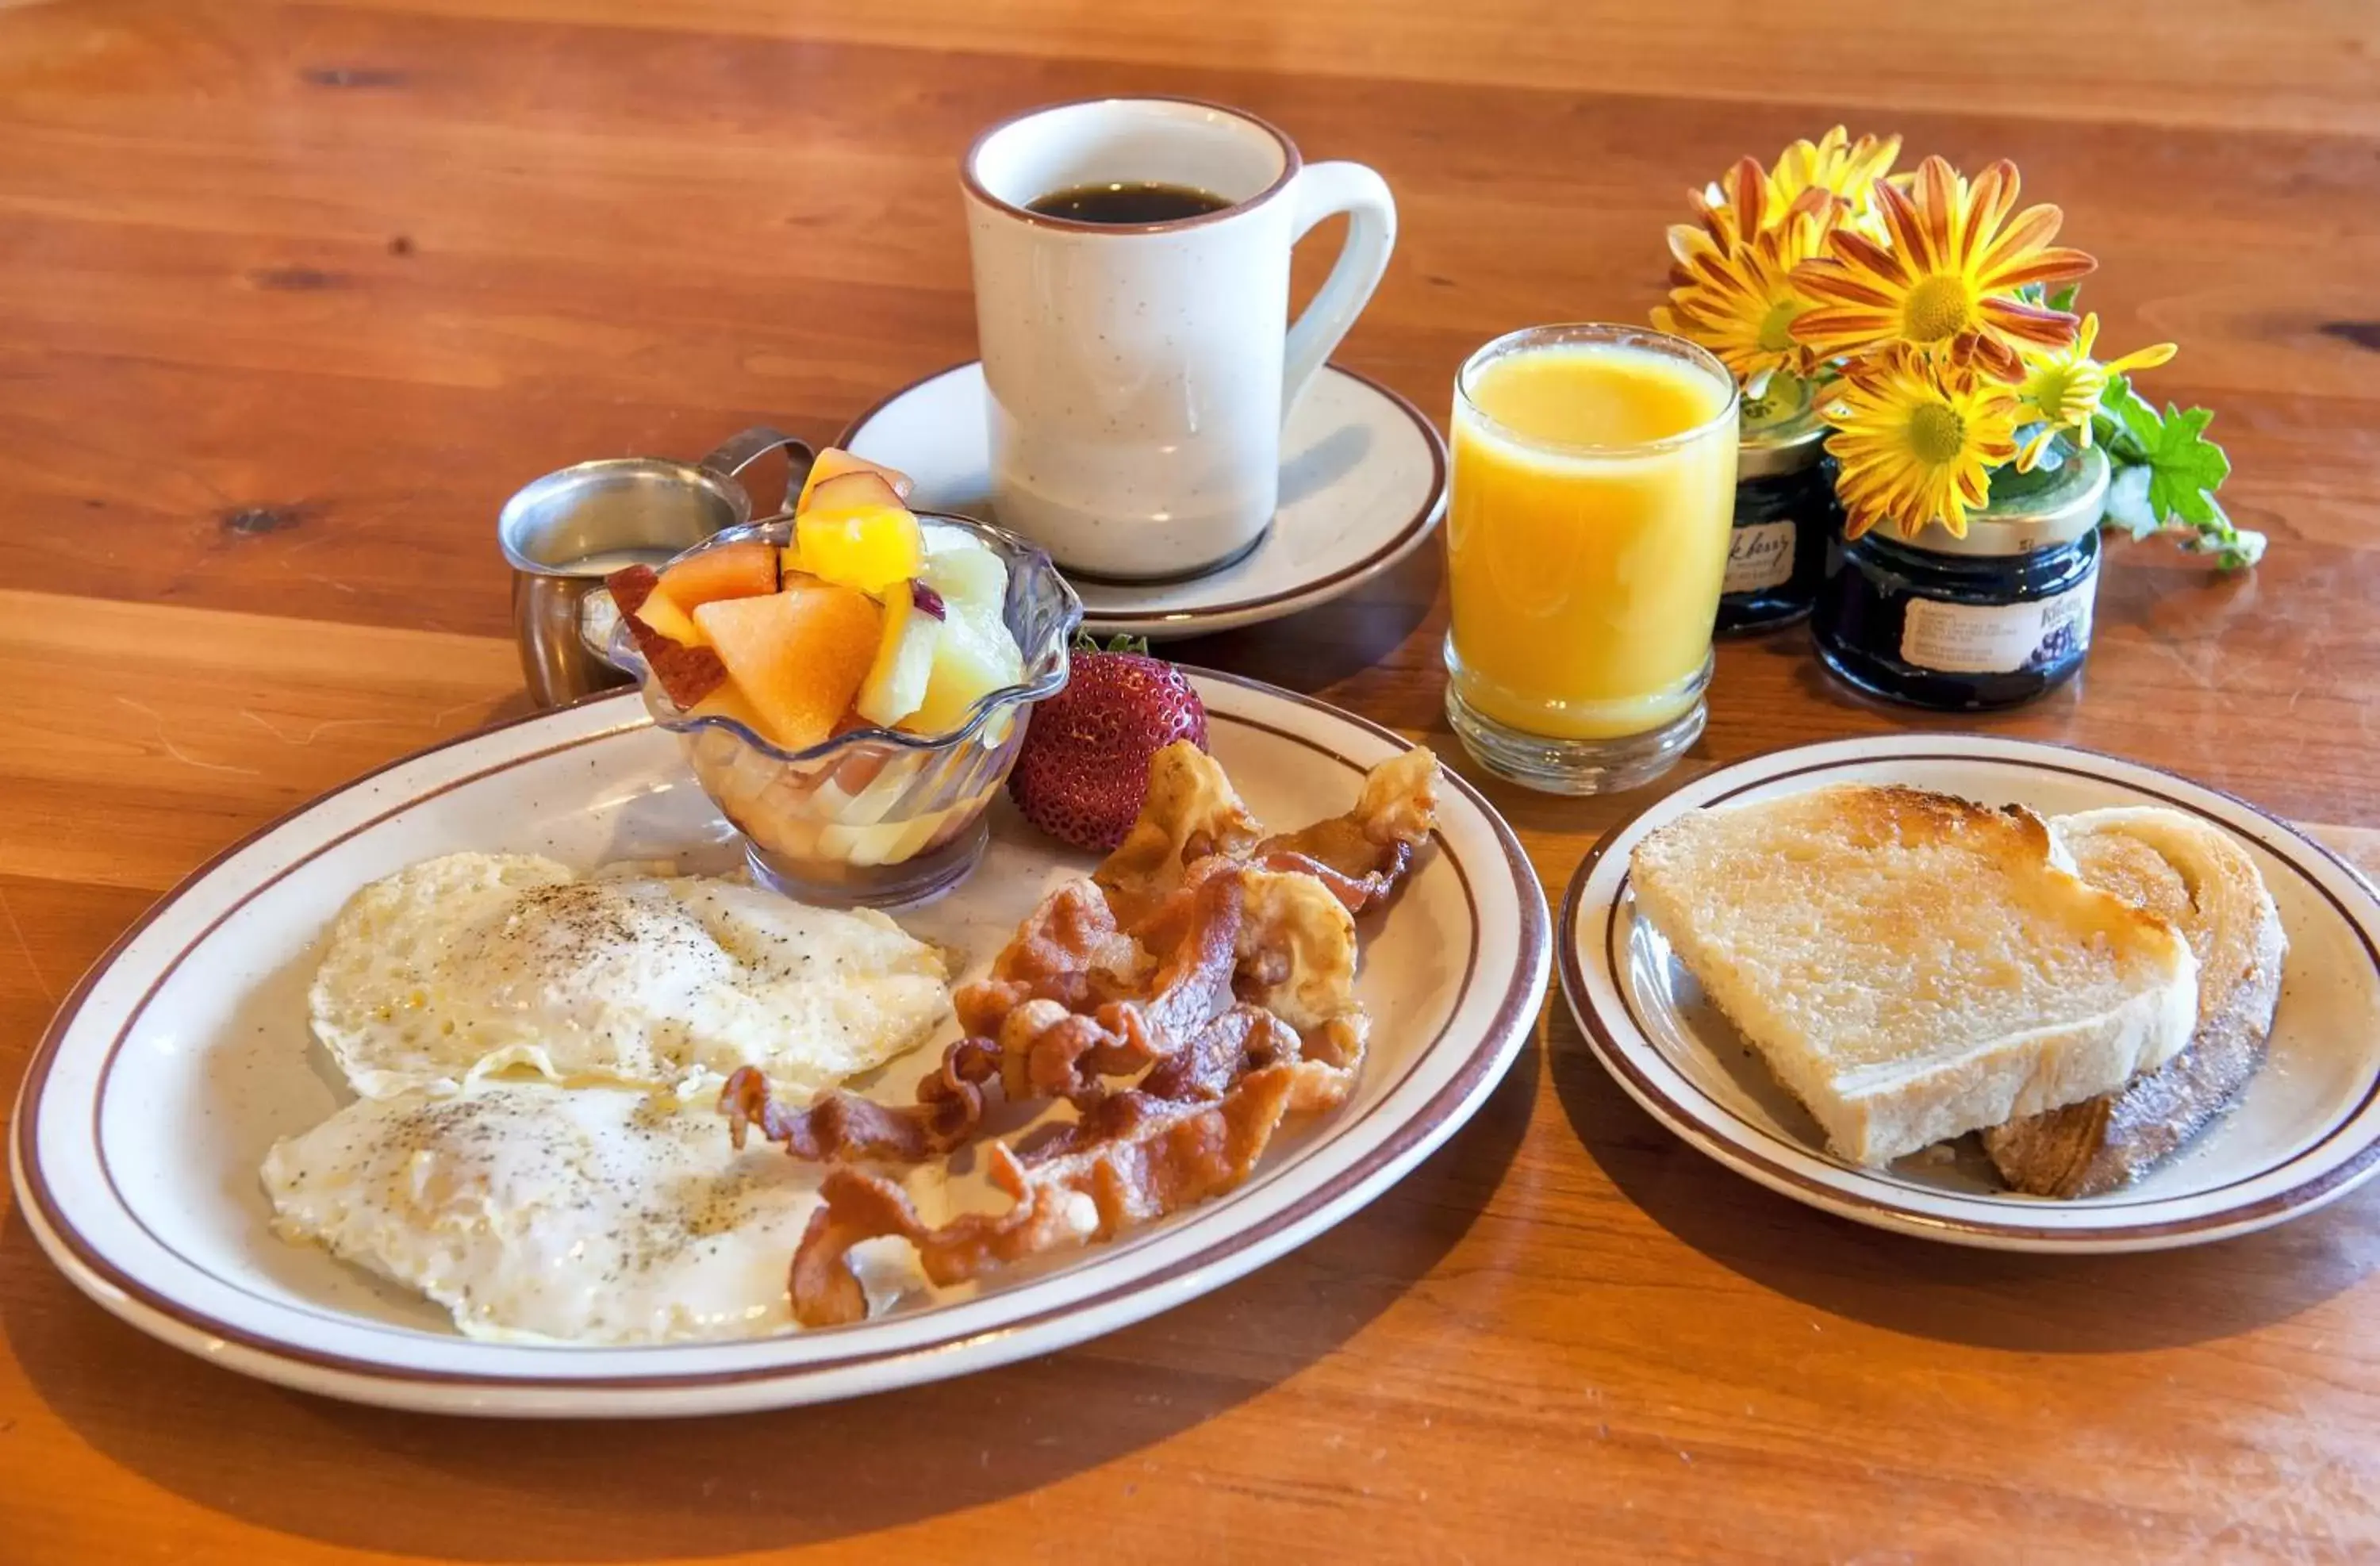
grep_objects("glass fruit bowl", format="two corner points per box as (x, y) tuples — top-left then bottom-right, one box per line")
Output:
(597, 512), (1081, 907)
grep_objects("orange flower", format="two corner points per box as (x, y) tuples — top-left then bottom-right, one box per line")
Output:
(1654, 157), (1841, 391)
(1791, 157), (2095, 382)
(1821, 344), (2022, 540)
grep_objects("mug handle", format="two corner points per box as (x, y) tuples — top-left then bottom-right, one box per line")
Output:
(1280, 161), (1398, 424)
(696, 426), (816, 516)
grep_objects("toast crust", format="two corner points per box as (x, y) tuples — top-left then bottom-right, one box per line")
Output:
(1983, 807), (2286, 1196)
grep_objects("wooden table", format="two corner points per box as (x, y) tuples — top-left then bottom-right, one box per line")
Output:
(5, 2), (2378, 1560)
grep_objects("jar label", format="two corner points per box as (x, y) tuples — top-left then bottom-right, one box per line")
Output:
(1898, 562), (2097, 674)
(1723, 521), (1798, 594)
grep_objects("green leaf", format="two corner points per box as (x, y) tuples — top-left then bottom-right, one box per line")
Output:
(2048, 283), (2081, 315)
(2096, 374), (2163, 462)
(2138, 403), (2232, 527)
(2092, 392), (2262, 569)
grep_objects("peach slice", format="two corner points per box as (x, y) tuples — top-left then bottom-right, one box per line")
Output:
(630, 586), (705, 648)
(655, 539), (778, 613)
(793, 472), (923, 595)
(606, 563), (727, 707)
(795, 447), (914, 512)
(693, 580), (882, 752)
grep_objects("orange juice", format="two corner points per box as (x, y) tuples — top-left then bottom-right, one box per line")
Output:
(1445, 331), (1738, 745)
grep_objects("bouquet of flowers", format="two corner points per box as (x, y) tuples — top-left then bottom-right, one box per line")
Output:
(1653, 129), (2262, 568)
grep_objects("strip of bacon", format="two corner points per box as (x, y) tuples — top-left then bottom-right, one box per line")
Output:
(790, 1062), (1303, 1327)
(720, 1037), (1001, 1165)
(1254, 746), (1441, 912)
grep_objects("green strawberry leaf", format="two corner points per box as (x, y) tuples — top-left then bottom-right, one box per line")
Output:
(1074, 632), (1153, 656)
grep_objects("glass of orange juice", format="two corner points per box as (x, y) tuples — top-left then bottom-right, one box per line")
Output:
(1443, 323), (1740, 793)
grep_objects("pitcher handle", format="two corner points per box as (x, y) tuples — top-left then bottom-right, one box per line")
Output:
(695, 426), (816, 516)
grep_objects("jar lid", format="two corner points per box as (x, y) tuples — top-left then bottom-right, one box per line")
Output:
(1892, 445), (2111, 558)
(1736, 378), (1826, 479)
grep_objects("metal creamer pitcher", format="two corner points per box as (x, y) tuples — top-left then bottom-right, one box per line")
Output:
(497, 428), (812, 707)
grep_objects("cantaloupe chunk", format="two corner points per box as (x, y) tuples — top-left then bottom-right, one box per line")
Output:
(693, 582), (882, 752)
(795, 448), (914, 511)
(656, 539), (778, 612)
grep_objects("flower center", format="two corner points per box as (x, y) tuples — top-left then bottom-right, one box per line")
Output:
(1756, 298), (1805, 353)
(1902, 274), (1974, 344)
(1906, 402), (1967, 466)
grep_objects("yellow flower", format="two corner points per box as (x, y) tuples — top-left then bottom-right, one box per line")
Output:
(1821, 345), (2021, 539)
(2013, 312), (2180, 469)
(1655, 158), (1839, 392)
(1767, 126), (1902, 228)
(1791, 157), (2096, 382)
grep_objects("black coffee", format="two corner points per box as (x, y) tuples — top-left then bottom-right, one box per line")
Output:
(1025, 180), (1232, 224)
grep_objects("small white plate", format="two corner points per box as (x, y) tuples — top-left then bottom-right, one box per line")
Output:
(1559, 735), (2380, 1253)
(839, 361), (1448, 640)
(13, 673), (1545, 1417)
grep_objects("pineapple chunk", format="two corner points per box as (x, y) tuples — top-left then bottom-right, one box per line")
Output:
(919, 530), (1011, 620)
(692, 582), (881, 752)
(905, 601), (1024, 737)
(854, 584), (940, 727)
(796, 473), (923, 595)
(796, 447), (915, 510)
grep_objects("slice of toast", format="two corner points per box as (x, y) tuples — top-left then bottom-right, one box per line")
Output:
(1981, 807), (2285, 1196)
(1630, 784), (2199, 1166)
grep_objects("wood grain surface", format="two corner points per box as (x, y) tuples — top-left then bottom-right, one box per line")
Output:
(3, 2), (2378, 1561)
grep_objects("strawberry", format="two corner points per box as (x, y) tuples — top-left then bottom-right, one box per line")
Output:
(1008, 636), (1207, 851)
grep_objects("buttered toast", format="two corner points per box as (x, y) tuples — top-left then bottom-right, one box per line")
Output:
(1630, 784), (2200, 1167)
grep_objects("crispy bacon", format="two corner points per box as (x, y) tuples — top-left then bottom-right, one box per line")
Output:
(1254, 747), (1441, 912)
(1096, 743), (1263, 927)
(954, 878), (1152, 1034)
(742, 743), (1442, 1326)
(720, 1038), (1002, 1164)
(789, 1062), (1303, 1327)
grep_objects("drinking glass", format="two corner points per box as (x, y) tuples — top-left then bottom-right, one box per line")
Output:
(1441, 323), (1741, 794)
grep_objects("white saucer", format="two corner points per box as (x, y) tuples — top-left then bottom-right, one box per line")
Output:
(839, 361), (1447, 640)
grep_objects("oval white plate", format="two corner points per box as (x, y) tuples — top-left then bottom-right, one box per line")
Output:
(1560, 735), (2380, 1253)
(839, 361), (1447, 639)
(13, 672), (1545, 1417)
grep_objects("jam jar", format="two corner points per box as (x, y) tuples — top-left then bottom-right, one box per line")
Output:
(1812, 446), (2109, 710)
(1716, 397), (1839, 633)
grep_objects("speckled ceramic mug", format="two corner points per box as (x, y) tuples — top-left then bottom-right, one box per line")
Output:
(963, 97), (1397, 581)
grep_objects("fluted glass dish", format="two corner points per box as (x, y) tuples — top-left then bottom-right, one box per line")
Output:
(600, 512), (1081, 906)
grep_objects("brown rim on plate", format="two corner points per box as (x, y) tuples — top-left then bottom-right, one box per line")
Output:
(835, 362), (1450, 628)
(1557, 738), (2380, 1246)
(16, 672), (1548, 1392)
(959, 96), (1303, 236)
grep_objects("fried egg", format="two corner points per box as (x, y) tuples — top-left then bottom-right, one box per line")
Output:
(309, 853), (949, 1100)
(261, 1080), (924, 1343)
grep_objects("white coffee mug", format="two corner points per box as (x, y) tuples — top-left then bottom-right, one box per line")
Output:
(963, 97), (1398, 580)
